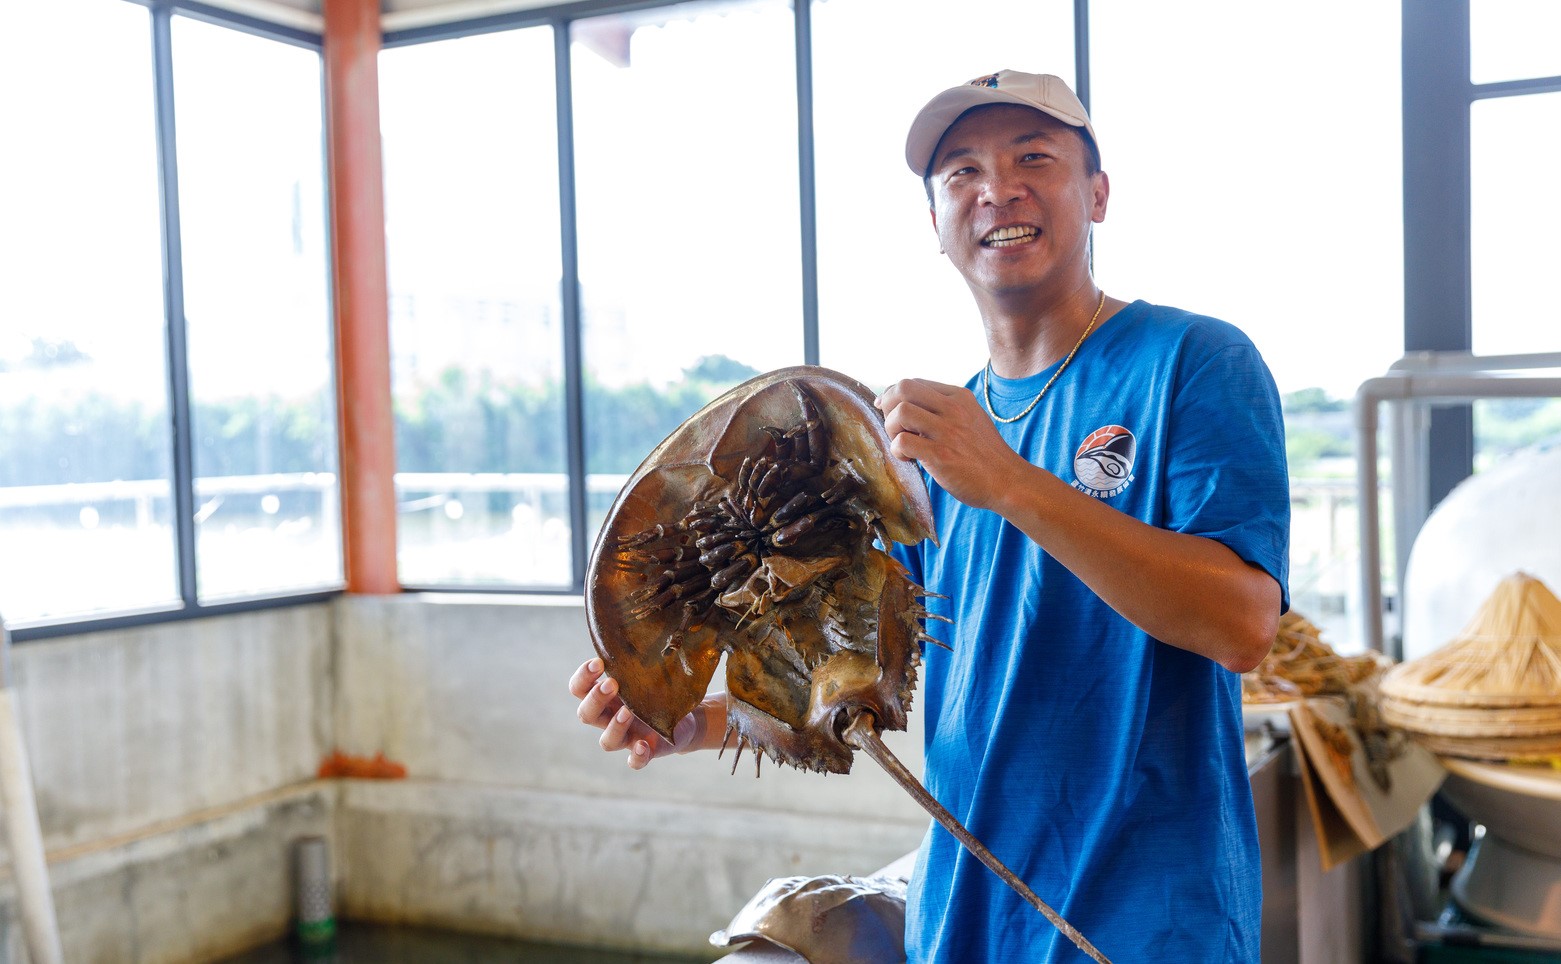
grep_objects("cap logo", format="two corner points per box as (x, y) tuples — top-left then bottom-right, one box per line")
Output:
(968, 73), (1000, 89)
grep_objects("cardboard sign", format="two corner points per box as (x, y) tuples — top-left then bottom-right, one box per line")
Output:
(1288, 696), (1446, 871)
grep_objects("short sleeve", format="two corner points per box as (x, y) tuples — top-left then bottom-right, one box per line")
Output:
(1164, 341), (1291, 612)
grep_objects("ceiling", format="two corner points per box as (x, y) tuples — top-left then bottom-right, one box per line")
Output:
(206, 0), (564, 33)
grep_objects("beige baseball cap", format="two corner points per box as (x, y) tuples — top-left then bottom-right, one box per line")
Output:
(905, 69), (1097, 176)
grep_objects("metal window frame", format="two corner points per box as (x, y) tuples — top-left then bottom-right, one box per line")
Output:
(388, 0), (838, 598)
(1356, 363), (1561, 656)
(12, 2), (334, 642)
(1401, 0), (1561, 518)
(1365, 1), (1561, 654)
(23, 0), (1512, 638)
(388, 0), (1088, 600)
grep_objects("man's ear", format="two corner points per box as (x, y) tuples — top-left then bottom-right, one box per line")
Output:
(1092, 171), (1111, 223)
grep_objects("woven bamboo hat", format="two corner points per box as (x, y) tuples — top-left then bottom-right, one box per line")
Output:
(1380, 572), (1561, 760)
(1382, 572), (1561, 708)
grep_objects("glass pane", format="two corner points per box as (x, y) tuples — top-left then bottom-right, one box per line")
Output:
(813, 0), (1075, 390)
(0, 0), (178, 624)
(1471, 92), (1561, 356)
(572, 0), (803, 537)
(172, 17), (342, 602)
(380, 28), (567, 588)
(1471, 0), (1561, 85)
(1091, 1), (1403, 650)
(1475, 396), (1561, 472)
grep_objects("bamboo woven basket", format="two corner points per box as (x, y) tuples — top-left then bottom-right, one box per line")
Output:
(1242, 610), (1389, 704)
(1390, 732), (1561, 761)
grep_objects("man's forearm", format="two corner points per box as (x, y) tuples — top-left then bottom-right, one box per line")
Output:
(681, 693), (731, 754)
(992, 460), (1280, 672)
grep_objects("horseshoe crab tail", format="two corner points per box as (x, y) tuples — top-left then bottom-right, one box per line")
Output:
(839, 713), (1113, 964)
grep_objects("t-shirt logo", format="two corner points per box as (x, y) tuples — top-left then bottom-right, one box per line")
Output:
(1072, 425), (1136, 499)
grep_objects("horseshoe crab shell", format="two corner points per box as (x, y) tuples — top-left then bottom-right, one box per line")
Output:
(585, 365), (937, 774)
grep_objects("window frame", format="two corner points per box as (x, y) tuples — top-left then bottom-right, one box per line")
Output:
(12, 0), (1501, 638)
(1403, 0), (1561, 511)
(10, 1), (336, 641)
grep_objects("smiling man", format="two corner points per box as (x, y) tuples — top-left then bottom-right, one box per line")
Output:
(568, 68), (1290, 964)
(870, 70), (1291, 961)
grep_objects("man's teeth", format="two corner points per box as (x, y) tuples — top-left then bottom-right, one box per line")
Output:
(982, 226), (1038, 247)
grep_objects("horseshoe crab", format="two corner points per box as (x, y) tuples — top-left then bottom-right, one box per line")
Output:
(585, 365), (1110, 962)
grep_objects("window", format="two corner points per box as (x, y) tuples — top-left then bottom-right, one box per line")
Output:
(1468, 82), (1561, 477)
(1471, 0), (1561, 84)
(0, 0), (175, 624)
(811, 0), (1074, 390)
(1470, 91), (1561, 358)
(380, 28), (568, 587)
(172, 15), (341, 601)
(1091, 0), (1404, 647)
(8, 1), (1507, 641)
(571, 0), (804, 539)
(0, 3), (335, 634)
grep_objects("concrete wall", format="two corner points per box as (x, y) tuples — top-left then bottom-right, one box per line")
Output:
(0, 595), (927, 962)
(0, 606), (335, 964)
(329, 594), (927, 954)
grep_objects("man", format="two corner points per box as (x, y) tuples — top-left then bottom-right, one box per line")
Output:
(572, 70), (1289, 961)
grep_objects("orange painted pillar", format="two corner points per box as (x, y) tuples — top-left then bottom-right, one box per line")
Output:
(323, 0), (399, 593)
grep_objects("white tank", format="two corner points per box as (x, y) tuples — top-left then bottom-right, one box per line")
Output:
(1400, 439), (1561, 940)
(1401, 441), (1561, 662)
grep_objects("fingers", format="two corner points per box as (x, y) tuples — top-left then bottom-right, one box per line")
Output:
(626, 738), (659, 770)
(890, 430), (931, 463)
(599, 704), (638, 751)
(570, 656), (687, 772)
(575, 665), (623, 730)
(882, 398), (937, 444)
(597, 694), (669, 771)
(874, 377), (965, 413)
(567, 657), (604, 698)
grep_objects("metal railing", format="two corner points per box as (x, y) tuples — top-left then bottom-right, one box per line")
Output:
(1354, 351), (1561, 656)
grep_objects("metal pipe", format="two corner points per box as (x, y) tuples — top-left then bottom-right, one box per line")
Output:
(1377, 352), (1561, 649)
(1354, 373), (1561, 654)
(0, 613), (64, 964)
(1389, 350), (1561, 374)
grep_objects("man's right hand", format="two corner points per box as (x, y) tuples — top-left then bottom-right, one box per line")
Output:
(568, 658), (722, 770)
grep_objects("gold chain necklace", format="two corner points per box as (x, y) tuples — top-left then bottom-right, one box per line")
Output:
(982, 290), (1106, 424)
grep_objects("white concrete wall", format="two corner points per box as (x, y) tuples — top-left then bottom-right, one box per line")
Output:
(0, 605), (335, 963)
(329, 594), (927, 955)
(15, 606), (334, 848)
(0, 595), (928, 962)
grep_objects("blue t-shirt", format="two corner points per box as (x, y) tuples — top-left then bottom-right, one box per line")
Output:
(894, 300), (1289, 963)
